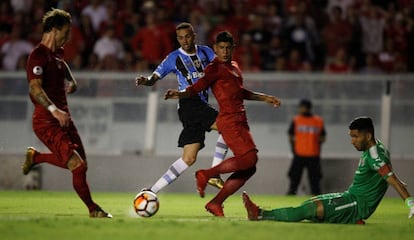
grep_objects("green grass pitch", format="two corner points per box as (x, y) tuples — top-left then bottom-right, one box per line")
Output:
(0, 191), (413, 240)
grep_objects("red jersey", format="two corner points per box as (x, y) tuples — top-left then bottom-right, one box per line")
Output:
(26, 44), (69, 120)
(187, 58), (253, 117)
(186, 57), (257, 156)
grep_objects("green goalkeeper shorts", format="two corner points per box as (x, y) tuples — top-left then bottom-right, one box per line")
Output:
(305, 192), (363, 224)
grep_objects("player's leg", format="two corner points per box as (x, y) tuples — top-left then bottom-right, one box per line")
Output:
(66, 150), (111, 218)
(307, 157), (322, 195)
(43, 122), (111, 218)
(23, 147), (67, 174)
(287, 156), (305, 195)
(208, 133), (228, 189)
(196, 150), (258, 197)
(23, 125), (70, 174)
(149, 143), (200, 193)
(242, 192), (322, 222)
(205, 166), (256, 216)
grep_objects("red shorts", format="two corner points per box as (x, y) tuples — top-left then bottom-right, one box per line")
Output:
(33, 118), (86, 165)
(217, 112), (257, 156)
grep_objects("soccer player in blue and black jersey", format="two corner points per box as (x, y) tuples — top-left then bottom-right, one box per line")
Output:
(135, 23), (228, 193)
(243, 116), (414, 223)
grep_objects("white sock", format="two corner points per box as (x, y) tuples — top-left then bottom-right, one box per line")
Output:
(150, 157), (188, 193)
(212, 134), (228, 167)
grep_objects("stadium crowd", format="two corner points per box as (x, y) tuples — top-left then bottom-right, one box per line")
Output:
(0, 0), (413, 73)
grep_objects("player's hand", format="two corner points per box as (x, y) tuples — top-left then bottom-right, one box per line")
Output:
(51, 108), (70, 128)
(164, 89), (179, 100)
(135, 75), (148, 86)
(265, 95), (281, 108)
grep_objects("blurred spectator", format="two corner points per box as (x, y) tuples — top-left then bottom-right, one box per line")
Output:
(78, 14), (98, 68)
(81, 0), (109, 33)
(93, 26), (125, 70)
(264, 2), (283, 36)
(246, 13), (272, 53)
(0, 24), (11, 50)
(322, 6), (353, 62)
(233, 33), (261, 71)
(10, 0), (32, 14)
(283, 0), (321, 65)
(378, 37), (407, 73)
(345, 5), (364, 70)
(325, 0), (355, 18)
(261, 35), (285, 71)
(324, 47), (353, 73)
(0, 1), (14, 26)
(189, 8), (211, 46)
(63, 24), (85, 69)
(226, 1), (250, 41)
(0, 26), (33, 70)
(359, 3), (387, 55)
(0, 0), (411, 73)
(285, 48), (312, 72)
(130, 11), (173, 71)
(358, 53), (384, 74)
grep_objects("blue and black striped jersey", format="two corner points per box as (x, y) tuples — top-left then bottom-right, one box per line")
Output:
(154, 45), (215, 103)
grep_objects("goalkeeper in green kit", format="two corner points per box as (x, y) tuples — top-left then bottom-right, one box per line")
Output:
(243, 116), (414, 224)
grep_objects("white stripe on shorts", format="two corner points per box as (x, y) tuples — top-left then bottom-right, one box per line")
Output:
(335, 201), (357, 211)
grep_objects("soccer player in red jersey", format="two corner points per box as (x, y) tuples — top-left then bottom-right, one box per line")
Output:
(164, 31), (281, 216)
(23, 8), (111, 218)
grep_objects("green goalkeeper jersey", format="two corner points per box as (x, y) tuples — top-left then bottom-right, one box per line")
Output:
(346, 140), (392, 220)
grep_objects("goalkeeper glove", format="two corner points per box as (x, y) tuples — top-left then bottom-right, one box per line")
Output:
(405, 197), (414, 219)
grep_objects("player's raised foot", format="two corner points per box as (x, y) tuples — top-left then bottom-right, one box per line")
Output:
(23, 147), (38, 175)
(195, 170), (208, 198)
(205, 201), (224, 217)
(89, 206), (113, 218)
(208, 176), (224, 189)
(242, 191), (262, 220)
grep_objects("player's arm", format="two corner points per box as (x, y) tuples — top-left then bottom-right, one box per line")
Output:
(164, 73), (213, 100)
(29, 78), (70, 127)
(62, 60), (77, 94)
(135, 73), (160, 86)
(243, 89), (281, 108)
(385, 171), (414, 218)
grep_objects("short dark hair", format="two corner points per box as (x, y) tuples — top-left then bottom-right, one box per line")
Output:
(299, 98), (312, 109)
(42, 8), (71, 33)
(215, 31), (234, 45)
(349, 116), (375, 136)
(176, 22), (194, 31)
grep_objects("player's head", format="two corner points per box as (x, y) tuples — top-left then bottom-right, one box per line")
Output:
(42, 8), (72, 47)
(214, 31), (235, 63)
(298, 98), (312, 115)
(348, 116), (375, 151)
(176, 22), (196, 53)
(42, 8), (71, 33)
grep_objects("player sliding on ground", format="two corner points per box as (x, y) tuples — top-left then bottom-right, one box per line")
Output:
(243, 116), (414, 224)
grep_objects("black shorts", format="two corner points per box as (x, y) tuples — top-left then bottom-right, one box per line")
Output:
(177, 97), (218, 149)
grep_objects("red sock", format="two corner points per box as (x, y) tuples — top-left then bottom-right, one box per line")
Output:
(72, 164), (97, 212)
(211, 167), (256, 204)
(34, 152), (67, 169)
(205, 150), (258, 178)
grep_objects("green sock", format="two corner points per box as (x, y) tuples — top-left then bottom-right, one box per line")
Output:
(262, 201), (317, 222)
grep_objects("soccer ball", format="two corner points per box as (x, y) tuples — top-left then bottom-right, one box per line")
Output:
(133, 190), (159, 217)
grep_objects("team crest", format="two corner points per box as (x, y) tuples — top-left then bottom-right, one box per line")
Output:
(193, 59), (201, 69)
(32, 66), (43, 75)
